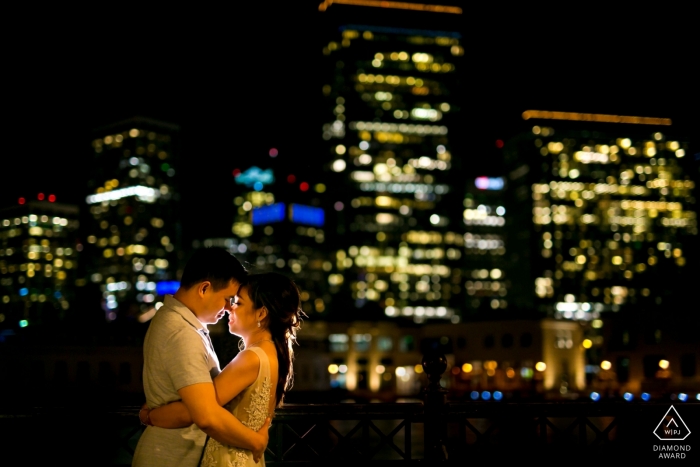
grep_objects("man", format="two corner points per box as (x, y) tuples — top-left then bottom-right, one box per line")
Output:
(132, 247), (269, 467)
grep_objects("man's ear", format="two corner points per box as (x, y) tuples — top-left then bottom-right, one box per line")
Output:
(197, 281), (211, 297)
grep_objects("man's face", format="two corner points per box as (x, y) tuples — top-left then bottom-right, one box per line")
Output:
(199, 279), (240, 325)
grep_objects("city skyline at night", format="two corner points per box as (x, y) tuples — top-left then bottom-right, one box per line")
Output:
(1, 1), (697, 332)
(1, 1), (698, 414)
(4, 2), (695, 232)
(3, 9), (700, 467)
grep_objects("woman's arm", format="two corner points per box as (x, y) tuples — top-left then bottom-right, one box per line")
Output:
(147, 400), (194, 428)
(213, 350), (260, 406)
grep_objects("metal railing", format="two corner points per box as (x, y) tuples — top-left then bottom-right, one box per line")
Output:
(2, 352), (696, 465)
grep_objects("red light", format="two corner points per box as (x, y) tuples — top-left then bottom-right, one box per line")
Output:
(37, 193), (45, 201)
(475, 177), (489, 190)
(269, 148), (278, 158)
(287, 174), (296, 183)
(48, 194), (56, 202)
(300, 182), (309, 192)
(233, 169), (241, 177)
(495, 139), (504, 149)
(18, 197), (26, 205)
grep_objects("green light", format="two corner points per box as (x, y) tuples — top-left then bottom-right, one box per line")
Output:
(161, 163), (170, 171)
(19, 320), (28, 328)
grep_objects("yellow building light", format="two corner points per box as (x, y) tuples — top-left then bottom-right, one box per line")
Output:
(535, 362), (546, 372)
(601, 361), (612, 371)
(659, 360), (670, 370)
(522, 110), (671, 126)
(582, 339), (592, 349)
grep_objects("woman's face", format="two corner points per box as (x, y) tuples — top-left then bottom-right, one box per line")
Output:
(228, 287), (259, 337)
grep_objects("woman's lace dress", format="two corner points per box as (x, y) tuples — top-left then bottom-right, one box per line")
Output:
(200, 346), (272, 467)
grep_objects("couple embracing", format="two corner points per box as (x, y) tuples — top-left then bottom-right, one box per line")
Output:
(132, 247), (304, 467)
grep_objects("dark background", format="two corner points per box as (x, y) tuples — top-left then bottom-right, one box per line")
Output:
(0, 5), (697, 463)
(3, 3), (697, 247)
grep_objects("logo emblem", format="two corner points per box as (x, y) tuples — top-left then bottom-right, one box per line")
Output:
(653, 405), (691, 441)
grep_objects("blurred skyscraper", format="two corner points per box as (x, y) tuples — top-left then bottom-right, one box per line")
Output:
(82, 117), (182, 324)
(319, 9), (466, 323)
(462, 175), (510, 318)
(0, 199), (81, 337)
(503, 111), (696, 319)
(502, 111), (697, 383)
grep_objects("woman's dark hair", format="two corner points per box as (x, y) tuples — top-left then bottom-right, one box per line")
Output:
(240, 272), (304, 406)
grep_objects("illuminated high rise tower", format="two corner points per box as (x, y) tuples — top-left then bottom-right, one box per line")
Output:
(319, 6), (466, 323)
(83, 117), (181, 323)
(462, 175), (510, 318)
(0, 198), (81, 335)
(503, 111), (697, 319)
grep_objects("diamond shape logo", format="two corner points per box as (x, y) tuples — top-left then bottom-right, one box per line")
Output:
(654, 405), (691, 441)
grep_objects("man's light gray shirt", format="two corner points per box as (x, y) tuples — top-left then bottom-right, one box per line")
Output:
(132, 295), (220, 467)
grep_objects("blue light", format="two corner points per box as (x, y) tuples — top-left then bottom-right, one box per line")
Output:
(252, 203), (286, 225)
(481, 391), (491, 401)
(253, 181), (263, 191)
(19, 320), (28, 328)
(641, 392), (651, 401)
(290, 204), (325, 227)
(493, 391), (503, 401)
(678, 393), (688, 402)
(470, 391), (479, 400)
(623, 392), (634, 401)
(54, 291), (62, 299)
(696, 394), (700, 401)
(234, 166), (275, 188)
(156, 281), (180, 296)
(590, 392), (600, 401)
(19, 288), (28, 296)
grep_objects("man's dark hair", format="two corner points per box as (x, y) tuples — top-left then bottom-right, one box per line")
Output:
(179, 247), (248, 291)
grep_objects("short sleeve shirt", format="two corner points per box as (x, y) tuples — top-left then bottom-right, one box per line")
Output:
(132, 295), (221, 467)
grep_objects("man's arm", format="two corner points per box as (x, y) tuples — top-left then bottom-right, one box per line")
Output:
(146, 401), (193, 428)
(178, 382), (268, 453)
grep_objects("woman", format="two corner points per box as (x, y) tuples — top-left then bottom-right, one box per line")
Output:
(142, 272), (304, 466)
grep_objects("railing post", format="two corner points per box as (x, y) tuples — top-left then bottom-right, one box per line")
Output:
(422, 350), (448, 462)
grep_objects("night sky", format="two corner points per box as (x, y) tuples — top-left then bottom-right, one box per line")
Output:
(4, 3), (697, 245)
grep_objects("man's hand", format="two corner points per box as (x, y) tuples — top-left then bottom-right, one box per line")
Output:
(251, 417), (271, 463)
(179, 383), (264, 451)
(138, 403), (152, 426)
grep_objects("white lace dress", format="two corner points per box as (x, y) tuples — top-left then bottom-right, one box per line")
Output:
(200, 346), (272, 467)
